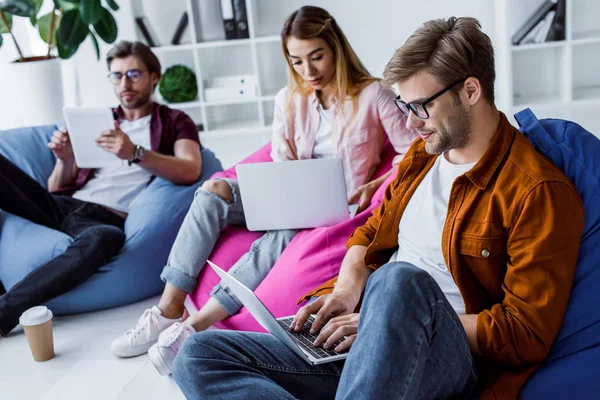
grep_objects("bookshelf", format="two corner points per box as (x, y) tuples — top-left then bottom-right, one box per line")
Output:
(495, 0), (600, 137)
(128, 0), (294, 167)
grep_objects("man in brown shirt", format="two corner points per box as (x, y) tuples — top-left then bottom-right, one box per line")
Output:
(171, 17), (584, 400)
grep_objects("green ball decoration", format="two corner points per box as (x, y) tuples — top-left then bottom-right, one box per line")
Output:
(159, 65), (198, 103)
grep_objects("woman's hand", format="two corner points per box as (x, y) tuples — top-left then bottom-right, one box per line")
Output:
(348, 181), (378, 213)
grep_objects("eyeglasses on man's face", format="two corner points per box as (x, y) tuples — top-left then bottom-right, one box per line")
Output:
(394, 77), (468, 120)
(107, 69), (145, 85)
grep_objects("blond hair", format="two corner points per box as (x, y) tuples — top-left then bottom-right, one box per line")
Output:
(281, 6), (377, 112)
(383, 17), (495, 104)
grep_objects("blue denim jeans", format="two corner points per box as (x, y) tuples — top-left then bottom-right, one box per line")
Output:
(0, 154), (125, 336)
(160, 178), (298, 315)
(173, 262), (479, 399)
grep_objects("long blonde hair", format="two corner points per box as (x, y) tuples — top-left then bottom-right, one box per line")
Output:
(281, 6), (377, 112)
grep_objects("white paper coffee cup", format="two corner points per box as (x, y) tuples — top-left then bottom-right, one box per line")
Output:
(19, 306), (55, 362)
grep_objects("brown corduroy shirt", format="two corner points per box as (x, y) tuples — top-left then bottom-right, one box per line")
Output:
(302, 113), (584, 399)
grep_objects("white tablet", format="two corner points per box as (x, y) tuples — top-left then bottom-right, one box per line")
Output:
(63, 106), (126, 168)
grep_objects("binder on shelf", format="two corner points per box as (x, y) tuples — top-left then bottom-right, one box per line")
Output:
(232, 0), (249, 39)
(135, 17), (160, 47)
(520, 10), (555, 45)
(545, 0), (566, 42)
(219, 0), (236, 40)
(511, 0), (557, 45)
(536, 11), (556, 43)
(171, 12), (189, 45)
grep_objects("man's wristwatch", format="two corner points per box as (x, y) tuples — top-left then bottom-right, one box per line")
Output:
(128, 145), (146, 166)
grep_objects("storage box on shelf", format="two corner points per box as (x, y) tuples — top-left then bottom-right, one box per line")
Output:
(496, 0), (600, 137)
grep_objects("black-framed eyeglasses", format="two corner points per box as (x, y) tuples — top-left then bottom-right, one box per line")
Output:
(107, 69), (146, 85)
(394, 77), (468, 120)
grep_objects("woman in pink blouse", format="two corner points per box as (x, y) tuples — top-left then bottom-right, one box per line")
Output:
(112, 5), (416, 375)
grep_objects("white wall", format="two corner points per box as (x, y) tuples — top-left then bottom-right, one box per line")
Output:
(0, 0), (495, 136)
(72, 0), (495, 104)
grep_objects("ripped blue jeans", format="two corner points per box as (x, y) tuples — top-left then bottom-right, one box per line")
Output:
(160, 178), (298, 315)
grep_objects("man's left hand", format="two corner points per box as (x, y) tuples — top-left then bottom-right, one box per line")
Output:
(96, 121), (136, 161)
(313, 313), (359, 352)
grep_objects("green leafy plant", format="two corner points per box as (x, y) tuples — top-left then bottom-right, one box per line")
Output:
(159, 65), (198, 103)
(0, 0), (119, 61)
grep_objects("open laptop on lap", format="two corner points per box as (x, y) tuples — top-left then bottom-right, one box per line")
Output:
(236, 158), (358, 231)
(207, 260), (348, 365)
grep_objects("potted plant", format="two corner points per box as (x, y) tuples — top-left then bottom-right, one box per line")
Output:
(0, 0), (120, 126)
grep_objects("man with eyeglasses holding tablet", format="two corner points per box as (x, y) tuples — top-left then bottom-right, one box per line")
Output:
(172, 18), (584, 400)
(0, 41), (201, 336)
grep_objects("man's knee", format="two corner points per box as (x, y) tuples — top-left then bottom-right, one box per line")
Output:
(201, 179), (234, 203)
(367, 262), (434, 297)
(172, 331), (224, 380)
(85, 226), (125, 250)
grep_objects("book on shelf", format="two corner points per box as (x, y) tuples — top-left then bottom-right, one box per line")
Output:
(135, 17), (160, 47)
(171, 12), (189, 45)
(233, 0), (249, 39)
(545, 0), (566, 42)
(520, 10), (556, 45)
(512, 0), (559, 46)
(219, 0), (236, 40)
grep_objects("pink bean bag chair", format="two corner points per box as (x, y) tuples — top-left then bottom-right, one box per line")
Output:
(187, 141), (398, 332)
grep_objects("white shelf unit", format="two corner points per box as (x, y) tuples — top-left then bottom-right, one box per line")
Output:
(128, 0), (298, 167)
(495, 0), (600, 137)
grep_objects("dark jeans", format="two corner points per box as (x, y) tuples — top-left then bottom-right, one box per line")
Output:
(173, 263), (479, 400)
(0, 154), (126, 336)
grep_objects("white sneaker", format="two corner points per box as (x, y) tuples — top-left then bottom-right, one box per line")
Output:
(148, 323), (195, 376)
(111, 306), (182, 358)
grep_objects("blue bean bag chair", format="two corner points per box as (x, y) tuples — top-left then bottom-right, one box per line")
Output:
(515, 109), (600, 398)
(0, 123), (223, 315)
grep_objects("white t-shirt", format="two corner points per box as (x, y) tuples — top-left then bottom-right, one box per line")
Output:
(72, 115), (153, 213)
(390, 154), (476, 314)
(311, 103), (334, 159)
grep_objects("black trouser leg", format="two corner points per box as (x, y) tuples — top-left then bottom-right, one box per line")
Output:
(0, 224), (125, 335)
(0, 201), (126, 336)
(0, 153), (64, 229)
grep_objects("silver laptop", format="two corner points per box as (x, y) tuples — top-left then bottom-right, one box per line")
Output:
(236, 158), (357, 231)
(207, 260), (348, 365)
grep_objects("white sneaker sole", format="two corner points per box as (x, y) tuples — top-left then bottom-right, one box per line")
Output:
(148, 345), (172, 376)
(111, 341), (156, 358)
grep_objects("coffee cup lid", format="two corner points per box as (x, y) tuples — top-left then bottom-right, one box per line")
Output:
(19, 306), (53, 326)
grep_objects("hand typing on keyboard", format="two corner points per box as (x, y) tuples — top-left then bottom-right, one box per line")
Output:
(313, 313), (360, 353)
(290, 292), (361, 353)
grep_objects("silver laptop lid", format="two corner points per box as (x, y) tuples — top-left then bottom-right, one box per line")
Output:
(236, 158), (349, 231)
(206, 261), (308, 358)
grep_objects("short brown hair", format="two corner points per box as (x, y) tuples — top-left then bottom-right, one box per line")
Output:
(106, 41), (162, 87)
(383, 17), (495, 104)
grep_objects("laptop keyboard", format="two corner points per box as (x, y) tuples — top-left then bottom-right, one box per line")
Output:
(278, 315), (348, 360)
